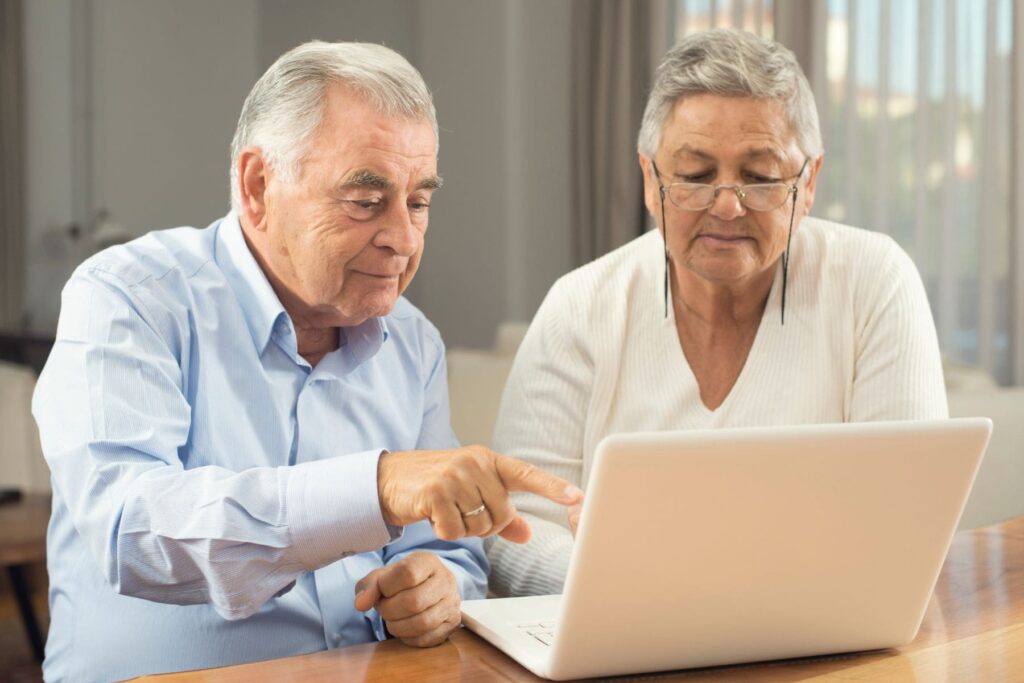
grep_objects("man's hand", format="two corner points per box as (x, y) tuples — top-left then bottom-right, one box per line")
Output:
(354, 552), (460, 648)
(377, 446), (583, 544)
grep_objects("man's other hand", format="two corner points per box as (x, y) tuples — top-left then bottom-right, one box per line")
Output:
(354, 552), (459, 648)
(377, 446), (583, 544)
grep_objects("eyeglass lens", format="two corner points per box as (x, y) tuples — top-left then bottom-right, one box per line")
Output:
(666, 183), (793, 211)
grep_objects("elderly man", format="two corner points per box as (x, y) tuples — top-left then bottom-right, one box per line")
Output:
(33, 42), (581, 681)
(487, 28), (946, 597)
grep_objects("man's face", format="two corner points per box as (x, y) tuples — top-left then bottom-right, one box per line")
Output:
(640, 94), (820, 287)
(260, 85), (439, 327)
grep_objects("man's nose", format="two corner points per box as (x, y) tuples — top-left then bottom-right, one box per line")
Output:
(377, 206), (421, 256)
(708, 186), (747, 221)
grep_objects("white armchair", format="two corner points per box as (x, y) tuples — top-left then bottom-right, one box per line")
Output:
(445, 323), (527, 447)
(944, 361), (1024, 529)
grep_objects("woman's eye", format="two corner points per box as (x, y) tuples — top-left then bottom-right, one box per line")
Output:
(681, 172), (713, 184)
(745, 172), (779, 184)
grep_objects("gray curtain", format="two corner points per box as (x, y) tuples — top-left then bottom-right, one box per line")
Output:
(571, 0), (664, 266)
(0, 0), (25, 329)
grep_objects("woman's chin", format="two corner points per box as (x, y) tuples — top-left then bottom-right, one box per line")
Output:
(683, 255), (766, 285)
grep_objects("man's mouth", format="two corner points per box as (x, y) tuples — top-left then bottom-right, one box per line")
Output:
(356, 270), (403, 280)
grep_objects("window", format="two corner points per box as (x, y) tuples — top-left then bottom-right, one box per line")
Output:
(675, 0), (774, 36)
(673, 0), (1019, 384)
(818, 0), (1013, 383)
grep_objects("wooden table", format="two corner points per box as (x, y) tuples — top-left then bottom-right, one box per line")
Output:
(141, 516), (1024, 681)
(0, 493), (50, 662)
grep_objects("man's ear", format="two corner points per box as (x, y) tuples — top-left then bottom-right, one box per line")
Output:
(238, 148), (270, 232)
(801, 154), (824, 215)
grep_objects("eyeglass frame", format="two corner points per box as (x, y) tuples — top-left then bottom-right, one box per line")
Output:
(649, 157), (810, 213)
(648, 156), (811, 325)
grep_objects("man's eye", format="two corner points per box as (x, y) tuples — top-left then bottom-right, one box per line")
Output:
(681, 172), (713, 184)
(409, 201), (431, 213)
(342, 199), (384, 219)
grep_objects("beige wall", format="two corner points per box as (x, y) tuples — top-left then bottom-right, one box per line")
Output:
(22, 0), (574, 349)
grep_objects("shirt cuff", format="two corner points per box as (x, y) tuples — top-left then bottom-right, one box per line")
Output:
(287, 449), (402, 569)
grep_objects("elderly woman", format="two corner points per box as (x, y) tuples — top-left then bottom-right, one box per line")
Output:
(486, 28), (947, 597)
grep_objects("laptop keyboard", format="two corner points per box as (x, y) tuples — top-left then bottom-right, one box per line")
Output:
(515, 620), (557, 646)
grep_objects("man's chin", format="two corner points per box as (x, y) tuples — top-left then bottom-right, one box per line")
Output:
(335, 295), (399, 326)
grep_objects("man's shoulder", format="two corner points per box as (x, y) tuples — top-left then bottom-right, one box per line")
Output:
(385, 297), (445, 354)
(76, 222), (219, 292)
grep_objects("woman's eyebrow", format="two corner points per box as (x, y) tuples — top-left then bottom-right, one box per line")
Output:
(672, 144), (715, 161)
(742, 147), (787, 165)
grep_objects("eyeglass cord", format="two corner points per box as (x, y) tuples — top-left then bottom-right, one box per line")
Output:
(659, 187), (797, 326)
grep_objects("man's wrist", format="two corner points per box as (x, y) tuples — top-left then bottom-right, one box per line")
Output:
(287, 450), (398, 568)
(376, 450), (392, 524)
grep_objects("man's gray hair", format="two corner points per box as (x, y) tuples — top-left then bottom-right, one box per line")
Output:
(637, 29), (822, 160)
(229, 41), (437, 213)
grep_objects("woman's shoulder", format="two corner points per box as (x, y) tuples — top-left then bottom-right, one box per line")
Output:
(797, 216), (923, 316)
(799, 216), (915, 280)
(800, 216), (903, 257)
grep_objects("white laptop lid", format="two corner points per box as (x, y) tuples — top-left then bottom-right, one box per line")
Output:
(466, 418), (991, 680)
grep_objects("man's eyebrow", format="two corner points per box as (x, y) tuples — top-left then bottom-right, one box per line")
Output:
(415, 175), (444, 191)
(341, 169), (393, 190)
(340, 170), (443, 192)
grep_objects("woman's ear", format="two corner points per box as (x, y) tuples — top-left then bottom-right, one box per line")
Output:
(801, 154), (824, 215)
(639, 154), (660, 220)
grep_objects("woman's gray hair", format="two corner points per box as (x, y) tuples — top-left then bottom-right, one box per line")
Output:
(637, 29), (822, 160)
(229, 41), (437, 213)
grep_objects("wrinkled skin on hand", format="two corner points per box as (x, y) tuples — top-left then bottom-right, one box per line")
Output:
(354, 552), (461, 647)
(377, 445), (583, 544)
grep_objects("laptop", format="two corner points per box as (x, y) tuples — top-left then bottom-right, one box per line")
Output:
(461, 418), (992, 680)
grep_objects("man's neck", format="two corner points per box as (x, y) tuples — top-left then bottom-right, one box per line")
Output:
(239, 219), (343, 367)
(293, 325), (340, 367)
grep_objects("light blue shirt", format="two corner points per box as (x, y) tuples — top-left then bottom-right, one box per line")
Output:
(33, 213), (488, 682)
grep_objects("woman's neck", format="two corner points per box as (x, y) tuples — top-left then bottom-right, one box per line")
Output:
(671, 263), (775, 331)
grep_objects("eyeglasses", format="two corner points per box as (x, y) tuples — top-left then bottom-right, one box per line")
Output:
(651, 158), (810, 212)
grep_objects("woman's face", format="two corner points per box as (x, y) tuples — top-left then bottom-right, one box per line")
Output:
(640, 94), (822, 289)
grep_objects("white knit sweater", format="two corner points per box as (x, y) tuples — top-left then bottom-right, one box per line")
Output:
(486, 217), (948, 597)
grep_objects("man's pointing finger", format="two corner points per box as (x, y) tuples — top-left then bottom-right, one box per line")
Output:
(494, 455), (583, 505)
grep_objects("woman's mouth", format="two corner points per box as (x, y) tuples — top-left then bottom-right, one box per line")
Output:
(698, 233), (750, 247)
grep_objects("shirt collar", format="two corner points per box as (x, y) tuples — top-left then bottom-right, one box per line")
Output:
(215, 212), (391, 365)
(215, 212), (289, 354)
(315, 316), (390, 379)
